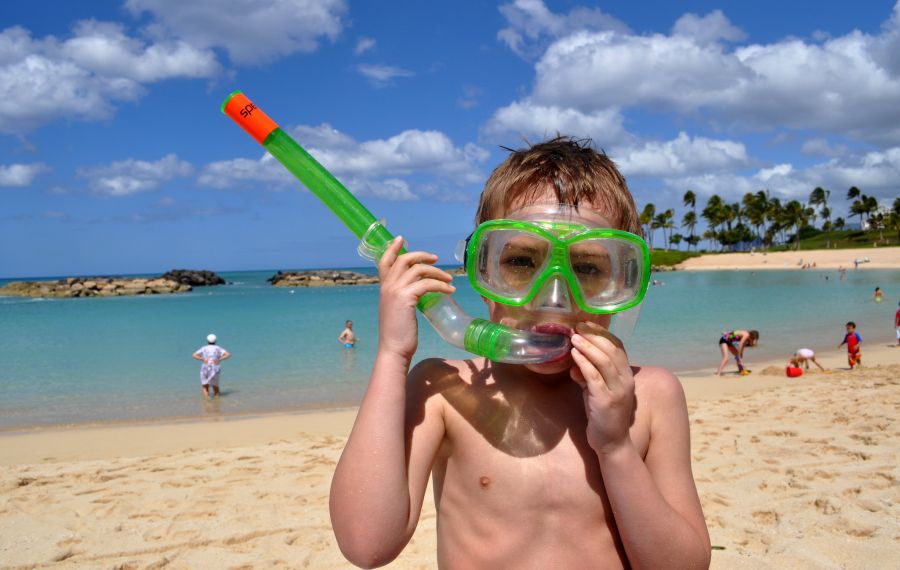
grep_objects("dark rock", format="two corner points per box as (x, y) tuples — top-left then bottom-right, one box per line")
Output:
(161, 269), (225, 286)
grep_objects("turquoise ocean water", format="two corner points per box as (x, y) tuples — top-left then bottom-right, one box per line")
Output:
(1, 268), (898, 430)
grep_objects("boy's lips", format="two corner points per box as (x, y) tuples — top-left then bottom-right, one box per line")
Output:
(530, 322), (574, 337)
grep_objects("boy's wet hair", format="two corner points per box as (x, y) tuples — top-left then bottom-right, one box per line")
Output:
(749, 330), (760, 341)
(846, 321), (856, 328)
(475, 136), (640, 235)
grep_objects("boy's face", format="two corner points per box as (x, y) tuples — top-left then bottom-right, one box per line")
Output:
(483, 189), (618, 375)
(846, 324), (854, 333)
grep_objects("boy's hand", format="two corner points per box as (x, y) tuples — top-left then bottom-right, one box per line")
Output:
(376, 236), (456, 361)
(569, 322), (635, 455)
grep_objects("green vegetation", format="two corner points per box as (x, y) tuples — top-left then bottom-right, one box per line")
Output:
(650, 250), (701, 267)
(770, 229), (898, 251)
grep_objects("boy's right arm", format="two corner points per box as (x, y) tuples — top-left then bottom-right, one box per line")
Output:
(329, 237), (455, 568)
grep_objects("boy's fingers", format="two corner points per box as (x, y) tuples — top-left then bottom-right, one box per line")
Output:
(407, 279), (456, 299)
(377, 236), (405, 279)
(394, 250), (439, 271)
(395, 261), (453, 287)
(574, 323), (630, 376)
(571, 335), (621, 392)
(570, 348), (608, 396)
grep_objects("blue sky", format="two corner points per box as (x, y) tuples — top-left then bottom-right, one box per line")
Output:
(2, 0), (899, 278)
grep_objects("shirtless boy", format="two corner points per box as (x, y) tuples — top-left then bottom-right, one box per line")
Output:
(330, 137), (711, 569)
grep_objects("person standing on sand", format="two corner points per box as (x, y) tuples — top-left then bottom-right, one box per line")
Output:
(895, 302), (900, 346)
(338, 320), (357, 348)
(716, 329), (759, 376)
(838, 322), (862, 369)
(192, 334), (230, 399)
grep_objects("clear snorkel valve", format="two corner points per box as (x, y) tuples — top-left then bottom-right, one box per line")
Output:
(222, 91), (571, 364)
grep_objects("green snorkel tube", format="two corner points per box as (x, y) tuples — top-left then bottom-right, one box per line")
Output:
(222, 91), (570, 364)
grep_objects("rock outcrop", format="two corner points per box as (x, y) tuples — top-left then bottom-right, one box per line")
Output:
(0, 277), (192, 298)
(268, 270), (379, 287)
(161, 269), (226, 286)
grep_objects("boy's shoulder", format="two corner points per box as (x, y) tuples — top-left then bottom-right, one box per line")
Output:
(632, 364), (683, 393)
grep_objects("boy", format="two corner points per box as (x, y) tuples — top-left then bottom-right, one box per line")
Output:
(192, 333), (230, 398)
(838, 322), (862, 369)
(330, 138), (711, 569)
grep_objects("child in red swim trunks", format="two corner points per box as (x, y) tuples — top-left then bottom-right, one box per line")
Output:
(838, 322), (862, 369)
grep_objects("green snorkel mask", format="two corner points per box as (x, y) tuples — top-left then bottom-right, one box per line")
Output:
(460, 205), (650, 315)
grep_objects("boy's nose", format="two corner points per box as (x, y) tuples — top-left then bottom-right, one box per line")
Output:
(529, 276), (574, 314)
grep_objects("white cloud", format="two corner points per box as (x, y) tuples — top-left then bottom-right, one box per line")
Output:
(356, 63), (413, 87)
(671, 10), (746, 45)
(354, 37), (376, 55)
(0, 24), (219, 134)
(64, 20), (219, 82)
(79, 154), (194, 196)
(662, 147), (900, 210)
(500, 4), (900, 145)
(125, 0), (347, 65)
(615, 132), (749, 177)
(199, 123), (489, 201)
(483, 101), (628, 146)
(0, 162), (48, 186)
(497, 0), (629, 58)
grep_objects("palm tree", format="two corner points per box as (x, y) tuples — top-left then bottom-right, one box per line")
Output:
(863, 195), (879, 227)
(834, 217), (846, 231)
(683, 190), (696, 211)
(847, 186), (861, 201)
(663, 209), (675, 248)
(780, 200), (808, 250)
(766, 197), (784, 246)
(888, 197), (900, 243)
(669, 233), (683, 250)
(702, 195), (725, 250)
(850, 200), (867, 229)
(681, 211), (697, 250)
(809, 187), (831, 246)
(652, 213), (667, 249)
(742, 191), (768, 248)
(639, 203), (656, 247)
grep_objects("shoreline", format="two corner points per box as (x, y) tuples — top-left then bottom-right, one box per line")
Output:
(675, 246), (900, 271)
(3, 343), (896, 467)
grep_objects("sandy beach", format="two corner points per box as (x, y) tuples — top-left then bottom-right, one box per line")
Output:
(676, 246), (900, 271)
(2, 344), (898, 569)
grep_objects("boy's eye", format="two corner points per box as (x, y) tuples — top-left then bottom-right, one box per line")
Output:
(572, 262), (607, 277)
(502, 255), (537, 269)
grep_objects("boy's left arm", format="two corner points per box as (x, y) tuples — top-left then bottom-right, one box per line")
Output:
(570, 323), (711, 570)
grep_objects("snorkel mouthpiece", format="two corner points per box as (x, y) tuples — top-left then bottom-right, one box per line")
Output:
(222, 91), (570, 364)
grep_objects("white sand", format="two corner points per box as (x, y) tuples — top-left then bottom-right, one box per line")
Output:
(675, 247), (899, 271)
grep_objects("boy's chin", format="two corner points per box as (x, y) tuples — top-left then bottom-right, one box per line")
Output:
(524, 354), (574, 376)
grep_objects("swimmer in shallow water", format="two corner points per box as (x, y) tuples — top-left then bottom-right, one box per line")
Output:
(338, 319), (357, 348)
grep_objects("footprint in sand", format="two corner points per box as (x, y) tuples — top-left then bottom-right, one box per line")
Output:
(814, 497), (841, 514)
(751, 510), (780, 525)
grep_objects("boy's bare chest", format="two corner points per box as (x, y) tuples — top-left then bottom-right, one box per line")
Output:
(436, 392), (650, 515)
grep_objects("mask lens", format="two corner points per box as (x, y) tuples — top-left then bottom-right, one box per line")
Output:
(476, 229), (550, 300)
(571, 238), (643, 309)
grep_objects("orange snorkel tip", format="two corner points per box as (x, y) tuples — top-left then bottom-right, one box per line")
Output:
(221, 90), (279, 145)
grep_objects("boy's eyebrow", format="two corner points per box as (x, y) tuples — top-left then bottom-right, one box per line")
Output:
(501, 243), (542, 254)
